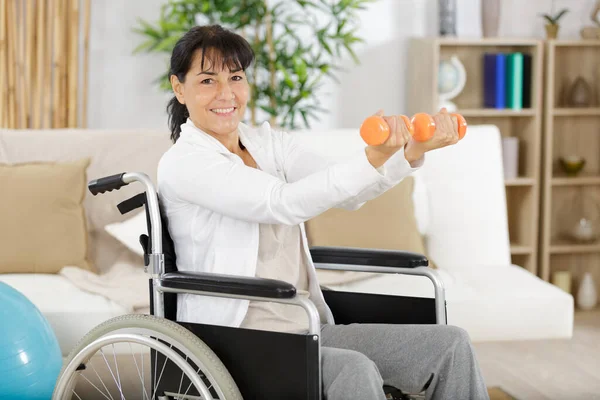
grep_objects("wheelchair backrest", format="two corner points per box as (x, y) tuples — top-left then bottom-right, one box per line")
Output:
(116, 192), (179, 319)
(116, 192), (178, 273)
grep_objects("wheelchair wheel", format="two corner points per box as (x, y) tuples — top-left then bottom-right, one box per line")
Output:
(52, 314), (242, 400)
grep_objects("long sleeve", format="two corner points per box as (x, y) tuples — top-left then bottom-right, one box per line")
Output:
(158, 139), (390, 226)
(279, 130), (423, 210)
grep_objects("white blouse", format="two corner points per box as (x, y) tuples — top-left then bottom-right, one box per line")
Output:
(239, 222), (311, 333)
(156, 118), (423, 328)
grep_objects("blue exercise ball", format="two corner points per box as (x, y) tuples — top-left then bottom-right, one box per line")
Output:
(0, 281), (63, 399)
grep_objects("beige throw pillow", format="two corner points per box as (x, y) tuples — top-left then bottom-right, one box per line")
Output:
(0, 158), (93, 274)
(305, 176), (436, 286)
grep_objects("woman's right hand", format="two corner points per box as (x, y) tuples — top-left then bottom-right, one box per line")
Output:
(365, 110), (412, 169)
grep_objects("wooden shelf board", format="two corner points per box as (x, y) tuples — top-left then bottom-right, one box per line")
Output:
(511, 245), (533, 255)
(437, 38), (541, 46)
(553, 108), (600, 117)
(550, 241), (600, 254)
(552, 175), (600, 186)
(549, 40), (600, 47)
(505, 177), (536, 186)
(459, 109), (537, 117)
(408, 38), (542, 278)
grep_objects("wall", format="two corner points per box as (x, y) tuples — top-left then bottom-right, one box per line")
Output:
(87, 0), (598, 131)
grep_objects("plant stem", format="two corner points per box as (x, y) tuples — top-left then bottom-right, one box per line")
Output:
(265, 3), (276, 126)
(250, 16), (262, 126)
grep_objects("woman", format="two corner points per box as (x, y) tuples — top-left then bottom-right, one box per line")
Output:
(157, 24), (489, 400)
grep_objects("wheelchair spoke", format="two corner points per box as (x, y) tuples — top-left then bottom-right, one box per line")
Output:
(53, 316), (236, 400)
(181, 365), (207, 399)
(151, 343), (179, 399)
(100, 348), (126, 400)
(88, 358), (116, 400)
(77, 368), (114, 400)
(152, 345), (159, 398)
(112, 344), (125, 400)
(129, 343), (150, 400)
(176, 356), (187, 398)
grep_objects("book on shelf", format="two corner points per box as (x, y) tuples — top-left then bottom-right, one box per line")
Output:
(483, 52), (532, 109)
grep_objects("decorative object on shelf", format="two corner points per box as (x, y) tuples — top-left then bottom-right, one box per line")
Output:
(456, 0), (483, 38)
(552, 271), (572, 294)
(594, 0), (600, 24)
(501, 137), (519, 179)
(481, 0), (501, 37)
(558, 187), (600, 244)
(580, 0), (600, 39)
(437, 55), (466, 111)
(439, 0), (457, 36)
(570, 218), (598, 243)
(558, 155), (586, 176)
(576, 272), (597, 310)
(566, 76), (593, 107)
(539, 6), (569, 39)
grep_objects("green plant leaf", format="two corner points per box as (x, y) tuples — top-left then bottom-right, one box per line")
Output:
(133, 18), (162, 39)
(132, 0), (372, 129)
(154, 35), (182, 52)
(554, 8), (569, 21)
(133, 39), (158, 54)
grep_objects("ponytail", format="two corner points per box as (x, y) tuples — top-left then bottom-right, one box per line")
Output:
(167, 96), (188, 143)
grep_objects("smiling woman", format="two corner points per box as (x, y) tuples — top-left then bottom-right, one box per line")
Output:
(156, 24), (486, 400)
(166, 24), (254, 150)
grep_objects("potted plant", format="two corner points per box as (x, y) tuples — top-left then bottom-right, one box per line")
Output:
(132, 0), (374, 130)
(540, 7), (569, 39)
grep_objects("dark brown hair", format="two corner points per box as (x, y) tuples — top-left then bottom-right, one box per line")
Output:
(166, 24), (255, 142)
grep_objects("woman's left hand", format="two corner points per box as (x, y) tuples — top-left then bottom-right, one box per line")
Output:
(404, 108), (460, 162)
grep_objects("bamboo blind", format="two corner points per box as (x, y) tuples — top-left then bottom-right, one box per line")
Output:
(0, 0), (91, 129)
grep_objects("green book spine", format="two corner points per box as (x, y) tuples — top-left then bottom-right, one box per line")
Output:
(506, 53), (524, 109)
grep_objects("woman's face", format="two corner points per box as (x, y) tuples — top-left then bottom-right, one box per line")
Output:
(172, 50), (250, 141)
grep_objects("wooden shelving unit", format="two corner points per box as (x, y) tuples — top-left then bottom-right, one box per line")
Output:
(540, 40), (600, 293)
(406, 37), (544, 274)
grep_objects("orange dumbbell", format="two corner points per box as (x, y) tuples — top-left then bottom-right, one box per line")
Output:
(360, 112), (467, 146)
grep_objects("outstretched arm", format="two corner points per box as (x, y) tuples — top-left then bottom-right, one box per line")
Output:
(158, 138), (405, 225)
(280, 108), (460, 210)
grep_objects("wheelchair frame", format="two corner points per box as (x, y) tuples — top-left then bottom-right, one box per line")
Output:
(68, 171), (448, 399)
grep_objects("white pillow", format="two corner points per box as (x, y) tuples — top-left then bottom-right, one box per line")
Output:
(104, 211), (147, 256)
(411, 169), (429, 236)
(293, 128), (430, 235)
(419, 125), (512, 269)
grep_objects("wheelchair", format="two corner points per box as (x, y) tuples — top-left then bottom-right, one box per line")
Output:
(52, 171), (447, 400)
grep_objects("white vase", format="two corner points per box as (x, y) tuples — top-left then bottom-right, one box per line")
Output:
(501, 137), (519, 179)
(577, 272), (598, 310)
(481, 0), (501, 37)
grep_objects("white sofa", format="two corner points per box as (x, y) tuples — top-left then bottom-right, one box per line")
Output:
(294, 124), (574, 342)
(0, 124), (573, 357)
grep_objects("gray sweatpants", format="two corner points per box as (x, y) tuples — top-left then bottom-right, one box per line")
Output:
(320, 323), (490, 400)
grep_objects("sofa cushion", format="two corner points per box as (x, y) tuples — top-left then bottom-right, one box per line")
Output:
(292, 128), (430, 236)
(325, 264), (574, 342)
(104, 210), (147, 257)
(418, 125), (512, 269)
(0, 128), (172, 273)
(0, 158), (93, 273)
(306, 176), (436, 286)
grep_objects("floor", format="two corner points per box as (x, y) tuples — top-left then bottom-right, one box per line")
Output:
(473, 310), (600, 400)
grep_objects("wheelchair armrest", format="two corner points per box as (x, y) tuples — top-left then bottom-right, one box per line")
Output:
(310, 246), (428, 269)
(160, 271), (296, 299)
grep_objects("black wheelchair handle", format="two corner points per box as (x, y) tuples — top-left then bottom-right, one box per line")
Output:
(88, 173), (128, 195)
